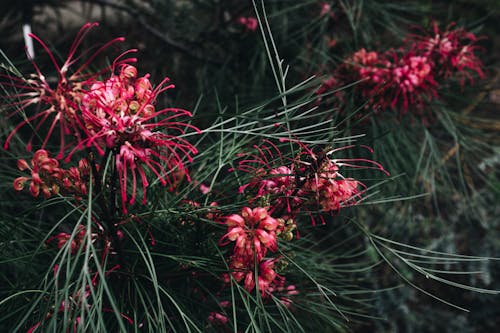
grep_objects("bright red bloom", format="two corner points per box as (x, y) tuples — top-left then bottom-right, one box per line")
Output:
(218, 207), (291, 297)
(75, 64), (200, 212)
(340, 48), (438, 114)
(409, 21), (484, 85)
(2, 22), (132, 159)
(323, 22), (485, 119)
(221, 207), (280, 263)
(383, 51), (438, 114)
(236, 140), (387, 221)
(303, 159), (362, 212)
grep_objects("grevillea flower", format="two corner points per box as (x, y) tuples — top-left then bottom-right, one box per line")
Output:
(217, 207), (294, 297)
(220, 207), (280, 263)
(320, 22), (484, 119)
(333, 47), (439, 116)
(236, 140), (303, 214)
(303, 159), (362, 212)
(236, 140), (387, 223)
(75, 64), (200, 212)
(384, 51), (438, 114)
(2, 22), (132, 159)
(408, 21), (484, 85)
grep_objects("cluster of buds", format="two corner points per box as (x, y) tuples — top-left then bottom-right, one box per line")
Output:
(320, 21), (484, 118)
(13, 149), (93, 199)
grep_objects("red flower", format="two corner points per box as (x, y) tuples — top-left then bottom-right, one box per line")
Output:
(236, 140), (387, 221)
(2, 22), (132, 159)
(220, 207), (280, 262)
(409, 21), (484, 85)
(383, 51), (438, 114)
(75, 64), (200, 212)
(337, 48), (438, 116)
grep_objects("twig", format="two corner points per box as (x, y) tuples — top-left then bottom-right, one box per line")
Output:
(86, 0), (222, 65)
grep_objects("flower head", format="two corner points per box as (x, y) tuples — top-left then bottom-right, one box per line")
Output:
(75, 64), (200, 212)
(236, 140), (387, 222)
(409, 21), (484, 85)
(221, 207), (280, 262)
(2, 22), (133, 159)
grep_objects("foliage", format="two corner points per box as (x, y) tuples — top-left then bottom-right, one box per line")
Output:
(0, 0), (499, 332)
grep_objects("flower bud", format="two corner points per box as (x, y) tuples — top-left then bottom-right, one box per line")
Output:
(13, 177), (28, 191)
(17, 159), (30, 171)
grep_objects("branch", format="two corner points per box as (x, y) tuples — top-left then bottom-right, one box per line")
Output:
(86, 0), (223, 65)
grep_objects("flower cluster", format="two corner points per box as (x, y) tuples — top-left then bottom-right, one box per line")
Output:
(236, 140), (385, 223)
(3, 23), (128, 158)
(220, 207), (296, 300)
(14, 149), (93, 199)
(212, 138), (385, 315)
(320, 21), (484, 118)
(77, 64), (199, 210)
(408, 21), (484, 84)
(303, 159), (362, 212)
(4, 23), (199, 212)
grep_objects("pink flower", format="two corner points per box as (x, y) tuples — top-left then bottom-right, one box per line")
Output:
(337, 48), (437, 116)
(409, 21), (484, 85)
(236, 140), (387, 221)
(320, 3), (332, 17)
(220, 207), (280, 262)
(75, 64), (200, 212)
(2, 22), (132, 159)
(237, 16), (259, 32)
(383, 51), (438, 114)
